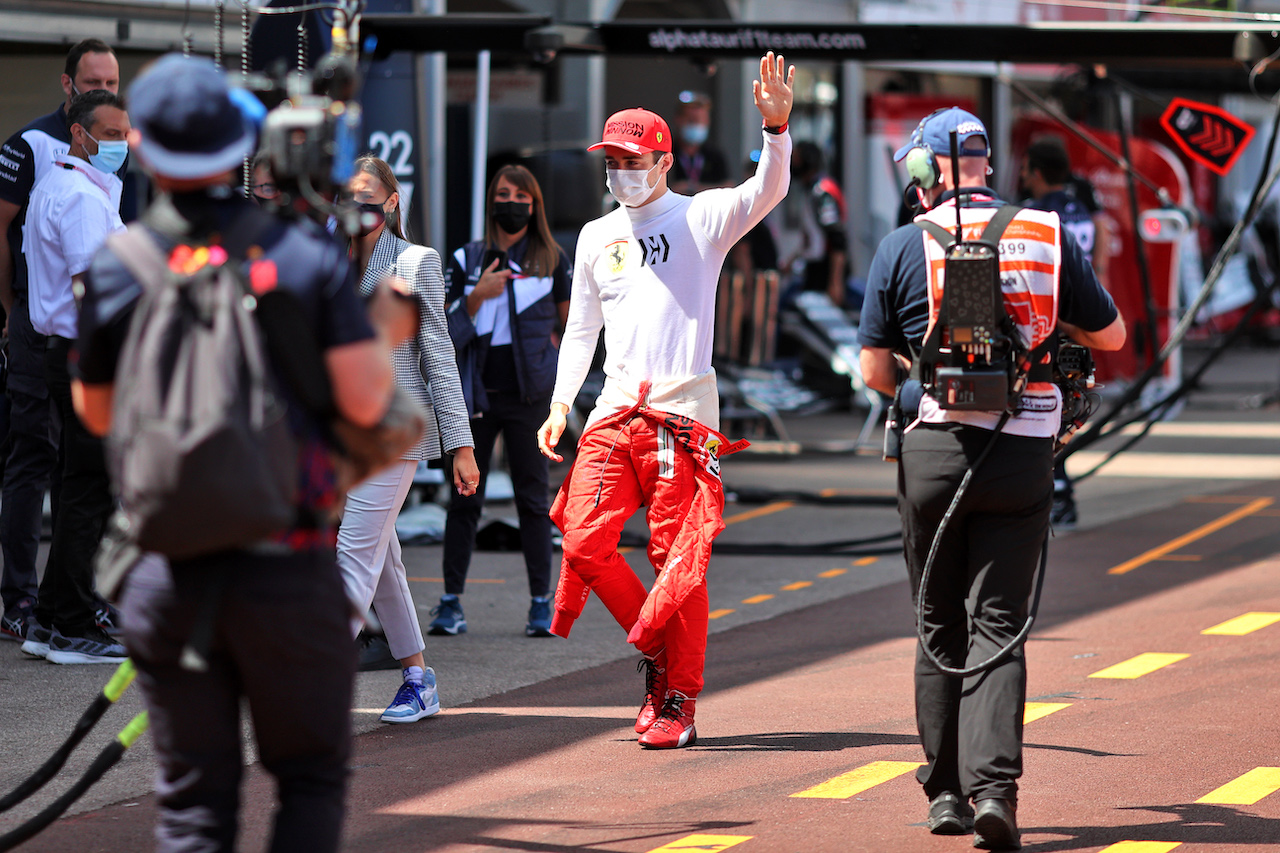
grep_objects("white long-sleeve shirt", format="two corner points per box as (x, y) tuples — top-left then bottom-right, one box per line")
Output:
(553, 128), (792, 431)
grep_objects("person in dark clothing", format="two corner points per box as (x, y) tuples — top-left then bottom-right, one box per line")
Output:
(0, 38), (120, 643)
(787, 140), (848, 307)
(439, 164), (571, 637)
(72, 54), (414, 853)
(860, 107), (1126, 850)
(1020, 135), (1113, 531)
(669, 91), (730, 194)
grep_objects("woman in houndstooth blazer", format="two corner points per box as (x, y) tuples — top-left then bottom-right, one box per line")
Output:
(337, 156), (479, 724)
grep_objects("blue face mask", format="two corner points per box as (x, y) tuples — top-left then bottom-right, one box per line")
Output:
(85, 131), (128, 174)
(681, 124), (709, 146)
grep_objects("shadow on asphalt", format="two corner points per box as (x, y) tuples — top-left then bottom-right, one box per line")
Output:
(688, 731), (920, 752)
(347, 816), (757, 853)
(1028, 803), (1280, 849)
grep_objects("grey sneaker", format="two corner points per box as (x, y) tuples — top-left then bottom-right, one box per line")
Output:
(45, 626), (127, 665)
(21, 619), (53, 659)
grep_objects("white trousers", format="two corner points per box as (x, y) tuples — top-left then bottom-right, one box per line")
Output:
(336, 459), (424, 661)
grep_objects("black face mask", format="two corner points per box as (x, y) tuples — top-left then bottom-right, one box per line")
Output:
(357, 202), (386, 236)
(493, 201), (532, 235)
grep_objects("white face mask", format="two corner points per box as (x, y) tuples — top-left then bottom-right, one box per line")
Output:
(606, 159), (663, 207)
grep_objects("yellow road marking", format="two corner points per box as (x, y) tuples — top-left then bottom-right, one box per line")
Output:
(742, 594), (774, 604)
(1197, 767), (1280, 805)
(854, 556), (878, 566)
(407, 577), (505, 584)
(781, 581), (812, 591)
(646, 834), (753, 852)
(1107, 497), (1273, 575)
(1088, 653), (1189, 679)
(724, 501), (794, 526)
(709, 609), (735, 619)
(1024, 702), (1072, 724)
(1202, 612), (1280, 636)
(820, 569), (847, 578)
(791, 760), (923, 799)
(1097, 842), (1182, 853)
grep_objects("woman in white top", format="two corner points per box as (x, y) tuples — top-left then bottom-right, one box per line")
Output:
(339, 155), (479, 723)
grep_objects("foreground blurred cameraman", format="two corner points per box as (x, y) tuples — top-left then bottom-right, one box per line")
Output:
(859, 108), (1125, 850)
(70, 55), (413, 853)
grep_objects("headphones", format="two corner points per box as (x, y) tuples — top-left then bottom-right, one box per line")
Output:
(902, 108), (948, 191)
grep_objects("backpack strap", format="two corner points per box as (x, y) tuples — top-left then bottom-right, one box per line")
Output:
(105, 227), (170, 293)
(978, 203), (1021, 246)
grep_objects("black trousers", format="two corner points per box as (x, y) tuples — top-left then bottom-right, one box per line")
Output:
(0, 295), (58, 617)
(442, 390), (553, 597)
(121, 547), (355, 853)
(34, 336), (108, 635)
(898, 422), (1052, 804)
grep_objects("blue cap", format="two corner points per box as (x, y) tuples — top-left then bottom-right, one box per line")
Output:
(894, 107), (990, 161)
(128, 54), (257, 180)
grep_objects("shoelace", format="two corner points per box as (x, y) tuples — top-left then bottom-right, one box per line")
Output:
(655, 694), (687, 722)
(391, 680), (425, 710)
(637, 658), (663, 704)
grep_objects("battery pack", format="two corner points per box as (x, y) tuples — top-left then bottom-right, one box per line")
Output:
(934, 366), (1008, 410)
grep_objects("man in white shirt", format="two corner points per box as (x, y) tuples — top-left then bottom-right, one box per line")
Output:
(21, 89), (128, 664)
(536, 52), (793, 749)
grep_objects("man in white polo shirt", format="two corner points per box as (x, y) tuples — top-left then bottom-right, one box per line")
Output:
(21, 89), (128, 664)
(537, 52), (793, 749)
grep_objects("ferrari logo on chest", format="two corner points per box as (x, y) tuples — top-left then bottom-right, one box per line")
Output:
(607, 240), (627, 273)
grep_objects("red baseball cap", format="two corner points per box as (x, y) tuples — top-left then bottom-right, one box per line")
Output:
(588, 108), (672, 155)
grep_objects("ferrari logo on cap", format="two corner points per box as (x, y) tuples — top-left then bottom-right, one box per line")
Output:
(607, 240), (627, 273)
(656, 131), (663, 143)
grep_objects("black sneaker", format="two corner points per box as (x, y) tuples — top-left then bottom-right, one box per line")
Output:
(973, 798), (1020, 850)
(1, 597), (35, 642)
(45, 626), (127, 665)
(928, 791), (974, 835)
(1050, 492), (1077, 531)
(95, 598), (124, 636)
(357, 631), (400, 671)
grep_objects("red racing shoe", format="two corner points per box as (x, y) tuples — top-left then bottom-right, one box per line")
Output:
(635, 655), (668, 733)
(638, 692), (696, 749)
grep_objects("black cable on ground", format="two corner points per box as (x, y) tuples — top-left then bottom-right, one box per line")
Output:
(0, 660), (136, 814)
(0, 713), (148, 853)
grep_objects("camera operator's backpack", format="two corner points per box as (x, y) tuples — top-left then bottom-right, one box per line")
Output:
(104, 207), (298, 560)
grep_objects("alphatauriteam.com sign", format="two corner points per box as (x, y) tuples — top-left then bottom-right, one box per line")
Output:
(646, 26), (868, 54)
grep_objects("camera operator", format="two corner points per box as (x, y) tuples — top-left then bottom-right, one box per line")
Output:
(70, 54), (413, 853)
(858, 108), (1125, 850)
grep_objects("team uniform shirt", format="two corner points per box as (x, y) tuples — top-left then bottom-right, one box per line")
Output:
(859, 190), (1118, 438)
(24, 154), (124, 338)
(0, 104), (125, 297)
(447, 234), (571, 399)
(1028, 188), (1097, 267)
(552, 128), (793, 431)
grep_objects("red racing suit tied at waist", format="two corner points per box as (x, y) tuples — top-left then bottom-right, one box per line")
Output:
(550, 384), (747, 643)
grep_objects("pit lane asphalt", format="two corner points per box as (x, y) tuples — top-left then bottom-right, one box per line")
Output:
(3, 342), (1279, 852)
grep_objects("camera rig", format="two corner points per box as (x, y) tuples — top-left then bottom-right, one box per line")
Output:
(234, 0), (371, 236)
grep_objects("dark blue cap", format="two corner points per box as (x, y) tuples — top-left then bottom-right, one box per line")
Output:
(894, 107), (990, 161)
(128, 53), (256, 179)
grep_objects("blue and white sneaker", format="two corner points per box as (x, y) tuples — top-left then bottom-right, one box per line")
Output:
(1, 597), (34, 642)
(21, 618), (53, 659)
(525, 596), (553, 637)
(46, 626), (127, 665)
(380, 668), (441, 723)
(427, 596), (467, 636)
